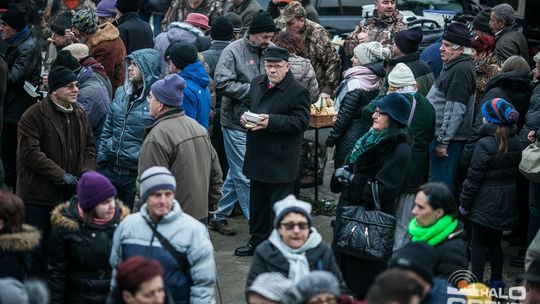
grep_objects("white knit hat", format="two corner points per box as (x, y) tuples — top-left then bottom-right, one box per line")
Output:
(388, 63), (416, 88)
(353, 41), (391, 65)
(247, 272), (298, 304)
(62, 43), (89, 61)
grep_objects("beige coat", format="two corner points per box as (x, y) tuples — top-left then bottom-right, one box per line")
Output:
(138, 109), (222, 220)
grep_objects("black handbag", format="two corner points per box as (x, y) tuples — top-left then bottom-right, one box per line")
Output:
(334, 181), (396, 260)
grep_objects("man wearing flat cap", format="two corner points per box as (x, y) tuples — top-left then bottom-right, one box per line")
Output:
(0, 8), (42, 190)
(426, 22), (476, 195)
(234, 46), (310, 256)
(17, 65), (96, 275)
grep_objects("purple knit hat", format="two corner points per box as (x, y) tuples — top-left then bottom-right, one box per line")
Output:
(151, 74), (186, 107)
(77, 171), (117, 210)
(96, 0), (117, 18)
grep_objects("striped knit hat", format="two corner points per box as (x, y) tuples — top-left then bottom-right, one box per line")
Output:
(353, 41), (391, 66)
(481, 98), (519, 125)
(139, 166), (176, 203)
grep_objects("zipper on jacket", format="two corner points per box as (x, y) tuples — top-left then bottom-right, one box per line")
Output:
(115, 99), (137, 167)
(364, 227), (370, 248)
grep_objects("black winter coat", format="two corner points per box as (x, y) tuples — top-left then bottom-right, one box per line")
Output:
(116, 12), (155, 55)
(246, 239), (346, 289)
(385, 51), (435, 97)
(4, 28), (41, 124)
(433, 226), (468, 279)
(48, 199), (129, 304)
(519, 85), (540, 147)
(241, 71), (310, 183)
(460, 124), (522, 231)
(340, 129), (412, 215)
(0, 224), (40, 281)
(141, 0), (173, 15)
(326, 88), (377, 169)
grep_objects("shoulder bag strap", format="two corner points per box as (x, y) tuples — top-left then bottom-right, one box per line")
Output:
(407, 96), (417, 127)
(369, 180), (382, 211)
(143, 216), (191, 279)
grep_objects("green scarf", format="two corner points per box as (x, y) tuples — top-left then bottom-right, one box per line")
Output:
(348, 128), (387, 165)
(408, 215), (458, 246)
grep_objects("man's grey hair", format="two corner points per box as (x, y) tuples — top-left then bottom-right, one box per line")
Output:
(451, 43), (472, 56)
(491, 3), (515, 26)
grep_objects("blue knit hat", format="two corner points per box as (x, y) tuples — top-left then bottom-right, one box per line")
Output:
(373, 93), (412, 126)
(151, 74), (186, 107)
(139, 166), (176, 203)
(482, 98), (519, 125)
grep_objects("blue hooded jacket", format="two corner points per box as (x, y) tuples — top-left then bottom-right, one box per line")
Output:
(178, 61), (211, 129)
(97, 48), (161, 170)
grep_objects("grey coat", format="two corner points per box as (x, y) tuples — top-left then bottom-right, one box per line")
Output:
(289, 54), (319, 103)
(494, 23), (530, 64)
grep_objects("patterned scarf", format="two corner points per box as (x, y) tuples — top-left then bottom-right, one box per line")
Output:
(408, 215), (458, 246)
(348, 128), (387, 165)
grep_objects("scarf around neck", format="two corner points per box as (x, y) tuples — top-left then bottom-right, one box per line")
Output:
(342, 65), (382, 92)
(408, 215), (458, 246)
(348, 128), (388, 164)
(77, 203), (116, 226)
(268, 227), (322, 283)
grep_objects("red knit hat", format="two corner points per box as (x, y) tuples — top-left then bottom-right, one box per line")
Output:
(117, 256), (164, 294)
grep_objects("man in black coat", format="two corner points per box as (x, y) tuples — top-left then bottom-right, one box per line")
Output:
(115, 0), (154, 54)
(235, 46), (310, 256)
(0, 9), (41, 189)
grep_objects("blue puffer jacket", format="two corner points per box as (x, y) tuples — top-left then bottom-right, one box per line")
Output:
(179, 61), (211, 129)
(97, 49), (161, 170)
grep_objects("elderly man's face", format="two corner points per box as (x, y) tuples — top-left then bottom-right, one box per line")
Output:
(0, 21), (17, 40)
(375, 0), (397, 17)
(51, 32), (69, 48)
(489, 11), (506, 32)
(249, 31), (274, 49)
(146, 189), (174, 220)
(439, 39), (463, 63)
(264, 60), (289, 84)
(53, 81), (79, 106)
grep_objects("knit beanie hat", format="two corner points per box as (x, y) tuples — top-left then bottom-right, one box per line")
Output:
(151, 74), (186, 107)
(72, 9), (98, 34)
(249, 10), (276, 34)
(117, 256), (164, 294)
(211, 16), (234, 41)
(63, 43), (90, 61)
(372, 92), (412, 126)
(77, 171), (117, 210)
(296, 271), (340, 302)
(273, 194), (312, 229)
(247, 272), (298, 304)
(139, 166), (176, 203)
(53, 50), (81, 72)
(0, 278), (29, 304)
(473, 7), (492, 34)
(442, 22), (473, 47)
(482, 98), (519, 125)
(390, 241), (437, 284)
(1, 9), (26, 31)
(185, 13), (210, 31)
(394, 26), (423, 54)
(167, 41), (198, 70)
(50, 11), (73, 36)
(115, 0), (139, 13)
(224, 12), (242, 33)
(96, 0), (117, 18)
(353, 42), (391, 66)
(388, 63), (416, 88)
(48, 65), (78, 93)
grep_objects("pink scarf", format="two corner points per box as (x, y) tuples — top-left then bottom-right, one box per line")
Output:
(342, 66), (382, 92)
(77, 204), (115, 226)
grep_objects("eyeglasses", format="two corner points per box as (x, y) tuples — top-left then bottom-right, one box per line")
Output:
(373, 110), (387, 118)
(265, 63), (288, 70)
(280, 222), (310, 230)
(63, 82), (79, 90)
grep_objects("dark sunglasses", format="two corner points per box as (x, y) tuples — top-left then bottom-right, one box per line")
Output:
(281, 222), (310, 230)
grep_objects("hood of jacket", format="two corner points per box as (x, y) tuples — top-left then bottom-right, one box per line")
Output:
(478, 122), (518, 138)
(167, 22), (205, 42)
(87, 22), (120, 48)
(50, 197), (130, 231)
(77, 66), (93, 84)
(484, 71), (532, 92)
(122, 48), (161, 101)
(0, 224), (40, 252)
(179, 61), (210, 88)
(363, 61), (386, 78)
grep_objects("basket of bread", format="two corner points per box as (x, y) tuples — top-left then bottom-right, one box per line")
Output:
(309, 97), (336, 128)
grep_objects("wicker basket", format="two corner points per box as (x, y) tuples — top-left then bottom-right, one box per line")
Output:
(309, 113), (335, 128)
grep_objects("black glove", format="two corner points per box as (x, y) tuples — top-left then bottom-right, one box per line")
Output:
(62, 173), (78, 185)
(335, 167), (354, 184)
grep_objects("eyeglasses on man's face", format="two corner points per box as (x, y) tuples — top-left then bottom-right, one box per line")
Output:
(264, 63), (287, 70)
(280, 222), (309, 230)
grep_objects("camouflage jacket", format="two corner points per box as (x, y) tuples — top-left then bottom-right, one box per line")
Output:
(162, 0), (224, 31)
(302, 19), (341, 95)
(344, 10), (406, 57)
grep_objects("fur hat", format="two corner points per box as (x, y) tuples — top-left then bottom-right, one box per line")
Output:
(372, 92), (412, 126)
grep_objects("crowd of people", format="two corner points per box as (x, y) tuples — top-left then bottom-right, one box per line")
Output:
(1, 0), (540, 303)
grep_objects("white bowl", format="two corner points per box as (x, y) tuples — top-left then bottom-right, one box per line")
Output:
(245, 112), (262, 123)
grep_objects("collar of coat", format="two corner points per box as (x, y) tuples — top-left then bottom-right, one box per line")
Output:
(50, 199), (130, 230)
(442, 54), (472, 71)
(388, 51), (420, 66)
(145, 108), (184, 136)
(257, 70), (294, 91)
(0, 224), (40, 252)
(495, 23), (521, 40)
(117, 12), (139, 25)
(87, 22), (120, 48)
